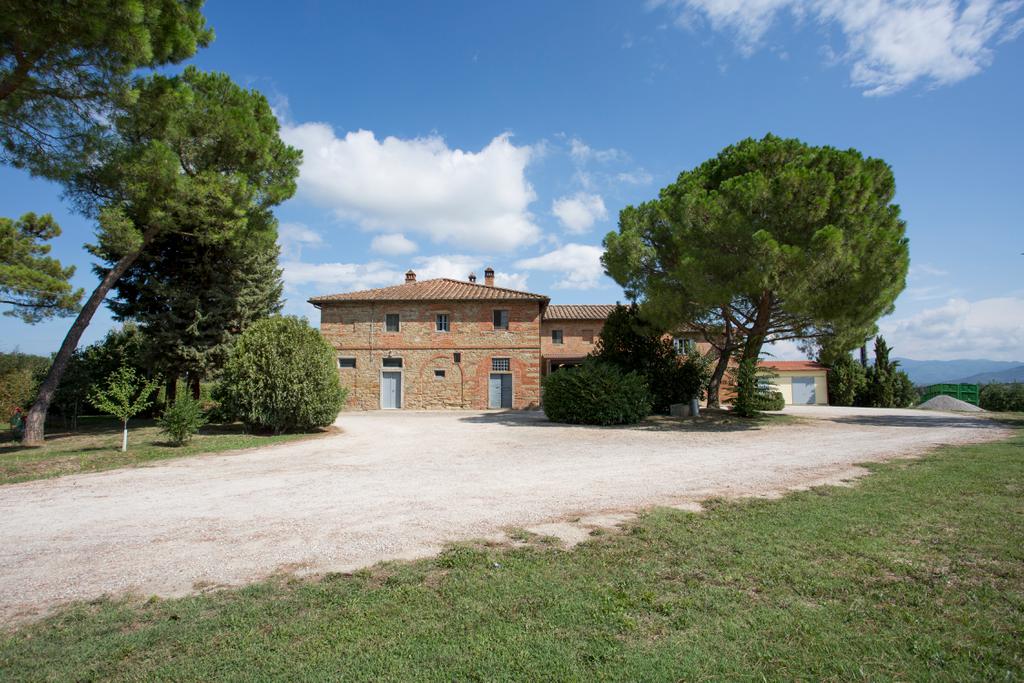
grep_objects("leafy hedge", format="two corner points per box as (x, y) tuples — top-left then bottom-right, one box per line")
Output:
(542, 361), (651, 426)
(980, 383), (1024, 412)
(757, 391), (786, 411)
(214, 316), (346, 433)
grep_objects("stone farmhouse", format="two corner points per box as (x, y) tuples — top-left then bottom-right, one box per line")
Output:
(310, 267), (831, 410)
(311, 267), (707, 410)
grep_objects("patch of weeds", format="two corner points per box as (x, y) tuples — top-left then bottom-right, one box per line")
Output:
(435, 545), (491, 570)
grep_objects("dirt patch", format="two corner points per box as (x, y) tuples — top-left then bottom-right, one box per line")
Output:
(0, 406), (1008, 625)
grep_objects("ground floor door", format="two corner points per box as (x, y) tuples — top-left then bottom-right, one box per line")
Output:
(792, 377), (816, 405)
(488, 373), (512, 409)
(381, 371), (402, 409)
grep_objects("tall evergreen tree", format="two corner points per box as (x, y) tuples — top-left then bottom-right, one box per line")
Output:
(107, 224), (284, 400)
(865, 336), (895, 408)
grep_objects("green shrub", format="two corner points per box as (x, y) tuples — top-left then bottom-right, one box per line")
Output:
(542, 361), (651, 425)
(892, 370), (918, 408)
(0, 351), (50, 417)
(591, 304), (711, 413)
(158, 395), (208, 445)
(214, 316), (346, 433)
(980, 383), (1024, 412)
(827, 356), (867, 406)
(756, 391), (786, 411)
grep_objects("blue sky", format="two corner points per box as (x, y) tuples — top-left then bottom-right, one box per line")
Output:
(2, 0), (1022, 360)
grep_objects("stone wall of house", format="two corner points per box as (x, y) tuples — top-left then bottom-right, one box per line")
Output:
(320, 300), (543, 410)
(540, 320), (604, 362)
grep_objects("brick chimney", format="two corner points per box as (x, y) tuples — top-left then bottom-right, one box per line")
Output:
(468, 272), (477, 283)
(484, 267), (494, 287)
(405, 269), (416, 283)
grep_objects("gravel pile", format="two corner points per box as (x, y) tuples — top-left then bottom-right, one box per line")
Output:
(917, 395), (985, 412)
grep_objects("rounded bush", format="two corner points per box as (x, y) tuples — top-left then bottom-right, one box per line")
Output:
(542, 361), (651, 426)
(757, 391), (786, 411)
(214, 316), (346, 433)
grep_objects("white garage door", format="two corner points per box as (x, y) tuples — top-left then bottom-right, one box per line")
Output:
(792, 377), (816, 404)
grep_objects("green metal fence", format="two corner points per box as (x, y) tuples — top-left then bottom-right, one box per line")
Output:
(920, 383), (980, 406)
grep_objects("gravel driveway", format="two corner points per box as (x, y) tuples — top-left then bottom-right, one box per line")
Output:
(0, 406), (1008, 623)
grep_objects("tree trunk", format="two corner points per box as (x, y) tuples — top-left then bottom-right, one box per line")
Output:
(706, 312), (738, 408)
(165, 375), (178, 405)
(741, 293), (774, 363)
(706, 352), (731, 408)
(21, 227), (159, 446)
(121, 420), (128, 452)
(190, 375), (201, 400)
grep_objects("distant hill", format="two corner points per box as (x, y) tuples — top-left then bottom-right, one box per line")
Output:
(894, 358), (1024, 385)
(952, 365), (1024, 384)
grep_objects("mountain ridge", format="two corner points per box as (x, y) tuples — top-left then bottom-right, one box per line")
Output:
(893, 358), (1024, 385)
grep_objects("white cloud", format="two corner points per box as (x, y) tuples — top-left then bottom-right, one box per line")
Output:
(569, 138), (624, 163)
(408, 255), (529, 290)
(566, 137), (653, 192)
(653, 0), (1024, 95)
(410, 254), (482, 281)
(495, 272), (531, 291)
(552, 193), (608, 233)
(370, 233), (418, 256)
(515, 243), (608, 289)
(880, 296), (1024, 360)
(280, 124), (541, 250)
(277, 222), (323, 260)
(616, 170), (654, 185)
(281, 260), (402, 292)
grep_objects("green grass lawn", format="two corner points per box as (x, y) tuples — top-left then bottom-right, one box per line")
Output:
(0, 416), (323, 485)
(1, 418), (1020, 680)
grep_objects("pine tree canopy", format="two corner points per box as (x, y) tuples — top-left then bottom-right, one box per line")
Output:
(603, 133), (910, 363)
(0, 0), (213, 179)
(0, 212), (83, 322)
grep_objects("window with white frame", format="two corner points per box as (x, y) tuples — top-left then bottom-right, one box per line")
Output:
(492, 309), (509, 330)
(492, 357), (510, 372)
(382, 357), (403, 368)
(385, 313), (400, 332)
(551, 329), (564, 344)
(434, 369), (446, 379)
(672, 337), (695, 354)
(338, 357), (356, 369)
(435, 313), (450, 332)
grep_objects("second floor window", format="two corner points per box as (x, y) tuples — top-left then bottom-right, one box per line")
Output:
(493, 309), (509, 330)
(551, 329), (564, 344)
(436, 313), (449, 332)
(385, 313), (400, 332)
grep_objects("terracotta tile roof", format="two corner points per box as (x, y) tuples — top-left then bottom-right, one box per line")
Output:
(309, 278), (550, 304)
(758, 360), (827, 372)
(543, 304), (617, 320)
